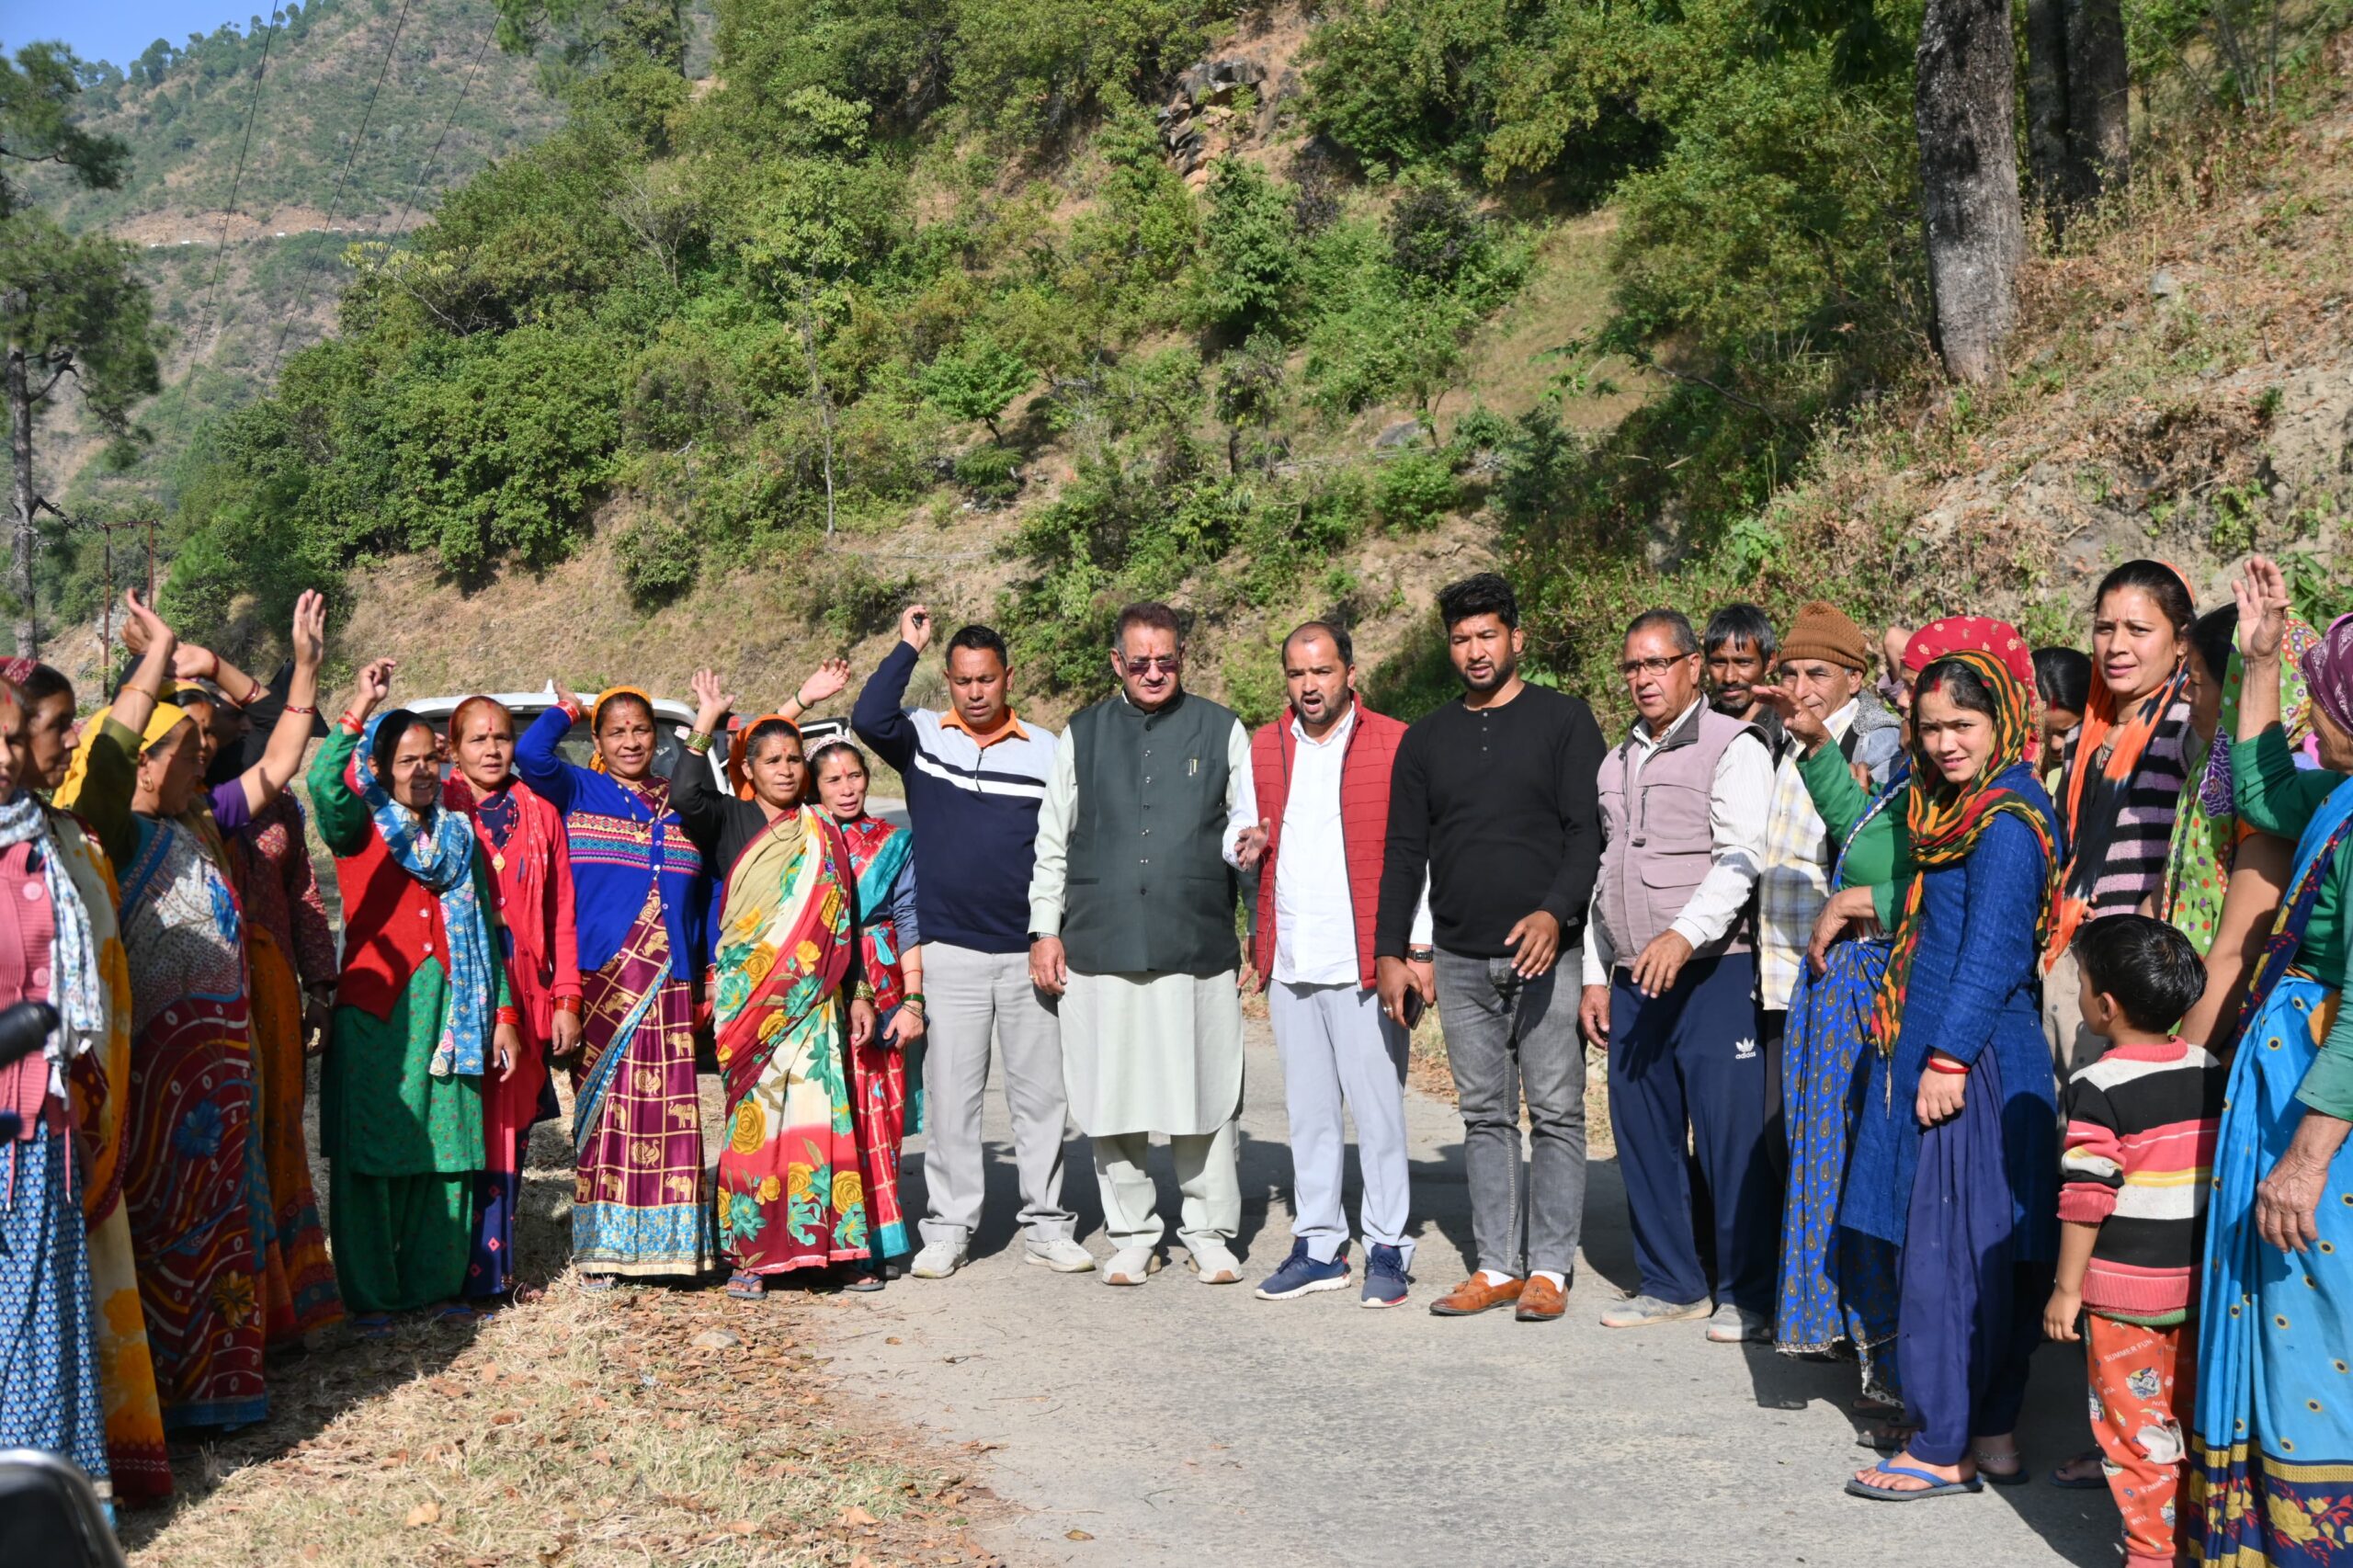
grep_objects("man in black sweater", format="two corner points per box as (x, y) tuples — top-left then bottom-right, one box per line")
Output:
(1376, 574), (1605, 1323)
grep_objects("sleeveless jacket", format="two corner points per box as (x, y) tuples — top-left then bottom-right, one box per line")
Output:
(1063, 689), (1239, 977)
(1247, 698), (1406, 990)
(1596, 701), (1762, 962)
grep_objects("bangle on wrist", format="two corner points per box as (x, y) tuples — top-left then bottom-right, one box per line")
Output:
(1926, 1055), (1969, 1076)
(684, 731), (714, 756)
(284, 702), (317, 718)
(339, 710), (367, 733)
(495, 1006), (521, 1028)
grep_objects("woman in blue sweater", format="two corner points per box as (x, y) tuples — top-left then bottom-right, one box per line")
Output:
(1841, 642), (2060, 1499)
(517, 684), (713, 1286)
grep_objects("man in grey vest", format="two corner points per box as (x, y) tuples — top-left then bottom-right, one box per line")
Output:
(1029, 602), (1258, 1287)
(1577, 608), (1775, 1339)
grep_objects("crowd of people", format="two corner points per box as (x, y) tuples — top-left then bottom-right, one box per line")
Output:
(4, 553), (2351, 1567)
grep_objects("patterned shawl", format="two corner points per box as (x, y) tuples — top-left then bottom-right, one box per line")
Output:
(0, 788), (108, 1110)
(2051, 661), (2191, 968)
(355, 713), (494, 1078)
(1871, 645), (2058, 1065)
(836, 812), (913, 1015)
(711, 806), (855, 1103)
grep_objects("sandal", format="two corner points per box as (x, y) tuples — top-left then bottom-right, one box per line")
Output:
(579, 1274), (618, 1293)
(1846, 1461), (1984, 1501)
(352, 1312), (394, 1339)
(843, 1267), (885, 1293)
(434, 1302), (477, 1324)
(724, 1271), (766, 1301)
(2049, 1449), (2108, 1490)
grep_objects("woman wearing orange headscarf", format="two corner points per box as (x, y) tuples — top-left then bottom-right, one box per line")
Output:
(516, 682), (712, 1287)
(2046, 562), (2198, 1075)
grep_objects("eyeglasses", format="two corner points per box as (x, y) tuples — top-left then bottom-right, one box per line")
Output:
(1618, 654), (1692, 678)
(1120, 654), (1181, 675)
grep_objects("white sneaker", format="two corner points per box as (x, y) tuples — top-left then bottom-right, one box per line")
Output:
(1705, 1304), (1774, 1344)
(908, 1237), (968, 1279)
(1102, 1245), (1161, 1285)
(1184, 1239), (1244, 1285)
(1023, 1236), (1097, 1273)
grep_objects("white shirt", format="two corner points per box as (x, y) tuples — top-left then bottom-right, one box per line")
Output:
(1028, 699), (1257, 937)
(1267, 707), (1434, 986)
(1582, 696), (1774, 987)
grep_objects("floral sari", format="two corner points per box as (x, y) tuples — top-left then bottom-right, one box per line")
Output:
(839, 812), (915, 1259)
(711, 807), (866, 1274)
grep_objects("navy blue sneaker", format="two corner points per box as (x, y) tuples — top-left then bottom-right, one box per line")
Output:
(1360, 1244), (1412, 1309)
(1254, 1238), (1350, 1300)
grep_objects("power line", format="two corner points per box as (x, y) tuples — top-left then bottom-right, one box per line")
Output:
(372, 13), (500, 246)
(191, 3), (289, 355)
(262, 0), (420, 379)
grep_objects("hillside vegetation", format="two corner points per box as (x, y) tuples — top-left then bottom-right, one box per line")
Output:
(22, 0), (564, 600)
(105, 0), (2353, 725)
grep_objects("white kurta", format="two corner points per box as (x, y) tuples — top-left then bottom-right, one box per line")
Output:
(1028, 700), (1254, 1138)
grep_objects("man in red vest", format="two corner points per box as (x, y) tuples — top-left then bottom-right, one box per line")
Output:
(1238, 622), (1427, 1308)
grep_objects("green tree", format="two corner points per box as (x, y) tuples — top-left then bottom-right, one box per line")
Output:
(2, 44), (149, 655)
(918, 335), (1032, 441)
(1196, 159), (1304, 333)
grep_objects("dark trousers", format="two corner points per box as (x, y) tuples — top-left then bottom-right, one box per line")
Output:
(1607, 952), (1774, 1310)
(1760, 1006), (1790, 1184)
(1896, 1044), (2045, 1465)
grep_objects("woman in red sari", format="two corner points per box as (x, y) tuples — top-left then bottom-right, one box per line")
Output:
(441, 696), (584, 1304)
(808, 739), (926, 1288)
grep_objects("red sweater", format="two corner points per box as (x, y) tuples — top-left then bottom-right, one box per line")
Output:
(1249, 698), (1408, 991)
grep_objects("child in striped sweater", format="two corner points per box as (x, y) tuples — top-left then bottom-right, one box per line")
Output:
(2044, 914), (2223, 1568)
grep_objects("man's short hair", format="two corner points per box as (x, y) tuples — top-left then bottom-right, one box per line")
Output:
(1624, 608), (1699, 654)
(1283, 619), (1354, 666)
(1705, 603), (1778, 662)
(1114, 601), (1184, 648)
(2073, 914), (2207, 1035)
(1436, 573), (1518, 631)
(946, 623), (1009, 666)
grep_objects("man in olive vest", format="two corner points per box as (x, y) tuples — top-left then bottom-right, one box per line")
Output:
(1029, 602), (1258, 1287)
(1577, 608), (1775, 1340)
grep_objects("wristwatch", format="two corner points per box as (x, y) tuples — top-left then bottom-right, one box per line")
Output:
(1406, 945), (1436, 963)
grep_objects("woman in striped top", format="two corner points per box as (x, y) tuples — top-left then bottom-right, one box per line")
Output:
(2046, 561), (2197, 1077)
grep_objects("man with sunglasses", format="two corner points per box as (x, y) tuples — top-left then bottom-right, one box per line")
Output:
(1374, 574), (1605, 1324)
(1580, 608), (1775, 1339)
(1028, 602), (1259, 1287)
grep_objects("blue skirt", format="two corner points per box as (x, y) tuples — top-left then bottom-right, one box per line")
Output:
(1776, 937), (1901, 1400)
(0, 1119), (111, 1511)
(2193, 972), (2353, 1562)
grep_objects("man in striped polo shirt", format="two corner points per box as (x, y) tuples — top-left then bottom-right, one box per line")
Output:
(853, 605), (1089, 1278)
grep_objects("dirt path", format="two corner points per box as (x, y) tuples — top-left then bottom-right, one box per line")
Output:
(822, 1018), (2120, 1568)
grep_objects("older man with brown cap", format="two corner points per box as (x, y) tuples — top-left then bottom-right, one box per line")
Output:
(1743, 602), (1903, 1299)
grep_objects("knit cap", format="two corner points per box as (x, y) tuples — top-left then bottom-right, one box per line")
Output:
(1779, 601), (1869, 673)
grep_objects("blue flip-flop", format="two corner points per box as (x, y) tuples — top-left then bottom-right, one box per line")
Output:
(352, 1313), (393, 1339)
(1846, 1463), (1984, 1501)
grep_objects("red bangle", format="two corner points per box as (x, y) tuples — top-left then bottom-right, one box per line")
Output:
(1925, 1055), (1969, 1075)
(338, 711), (367, 733)
(284, 703), (317, 717)
(495, 1006), (520, 1027)
(551, 997), (582, 1017)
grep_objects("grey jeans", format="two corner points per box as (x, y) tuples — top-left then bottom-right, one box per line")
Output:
(1268, 981), (1414, 1265)
(1435, 948), (1588, 1278)
(918, 942), (1077, 1247)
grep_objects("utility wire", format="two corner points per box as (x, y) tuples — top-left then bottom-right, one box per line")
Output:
(191, 3), (289, 354)
(263, 0), (419, 378)
(370, 12), (500, 247)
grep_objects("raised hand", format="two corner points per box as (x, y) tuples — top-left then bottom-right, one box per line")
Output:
(121, 588), (176, 662)
(900, 603), (934, 654)
(2234, 555), (2291, 664)
(1748, 683), (1829, 751)
(689, 666), (733, 734)
(350, 657), (396, 720)
(796, 656), (852, 711)
(290, 590), (327, 672)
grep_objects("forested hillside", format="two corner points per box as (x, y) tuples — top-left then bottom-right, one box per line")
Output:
(93, 0), (2353, 722)
(21, 0), (565, 600)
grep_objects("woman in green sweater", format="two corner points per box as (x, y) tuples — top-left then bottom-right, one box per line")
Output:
(311, 659), (519, 1325)
(2195, 556), (2353, 1561)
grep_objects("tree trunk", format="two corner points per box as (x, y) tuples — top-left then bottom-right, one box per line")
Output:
(2063, 0), (2131, 201)
(6, 335), (35, 660)
(1915, 0), (2026, 384)
(2023, 0), (2074, 221)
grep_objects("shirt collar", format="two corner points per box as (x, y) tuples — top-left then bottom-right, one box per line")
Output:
(1635, 696), (1707, 750)
(940, 705), (1030, 747)
(1290, 702), (1357, 749)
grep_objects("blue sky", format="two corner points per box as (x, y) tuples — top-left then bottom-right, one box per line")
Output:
(1, 0), (268, 69)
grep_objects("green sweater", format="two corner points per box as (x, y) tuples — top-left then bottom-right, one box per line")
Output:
(1796, 743), (1913, 927)
(2231, 723), (2353, 1119)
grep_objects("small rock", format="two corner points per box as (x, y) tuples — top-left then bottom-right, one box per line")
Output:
(2151, 267), (2181, 299)
(692, 1328), (741, 1350)
(1375, 419), (1431, 449)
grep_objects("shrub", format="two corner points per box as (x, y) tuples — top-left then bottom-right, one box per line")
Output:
(1376, 450), (1460, 531)
(953, 442), (1024, 506)
(617, 510), (702, 606)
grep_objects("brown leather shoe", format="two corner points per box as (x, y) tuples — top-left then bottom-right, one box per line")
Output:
(1428, 1275), (1524, 1317)
(1515, 1274), (1567, 1322)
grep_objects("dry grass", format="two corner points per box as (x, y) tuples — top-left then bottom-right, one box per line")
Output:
(121, 1080), (1004, 1568)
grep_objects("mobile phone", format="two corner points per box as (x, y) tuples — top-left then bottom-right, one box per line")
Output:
(1398, 988), (1426, 1030)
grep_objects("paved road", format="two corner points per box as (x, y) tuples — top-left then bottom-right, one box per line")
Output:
(819, 1018), (2120, 1568)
